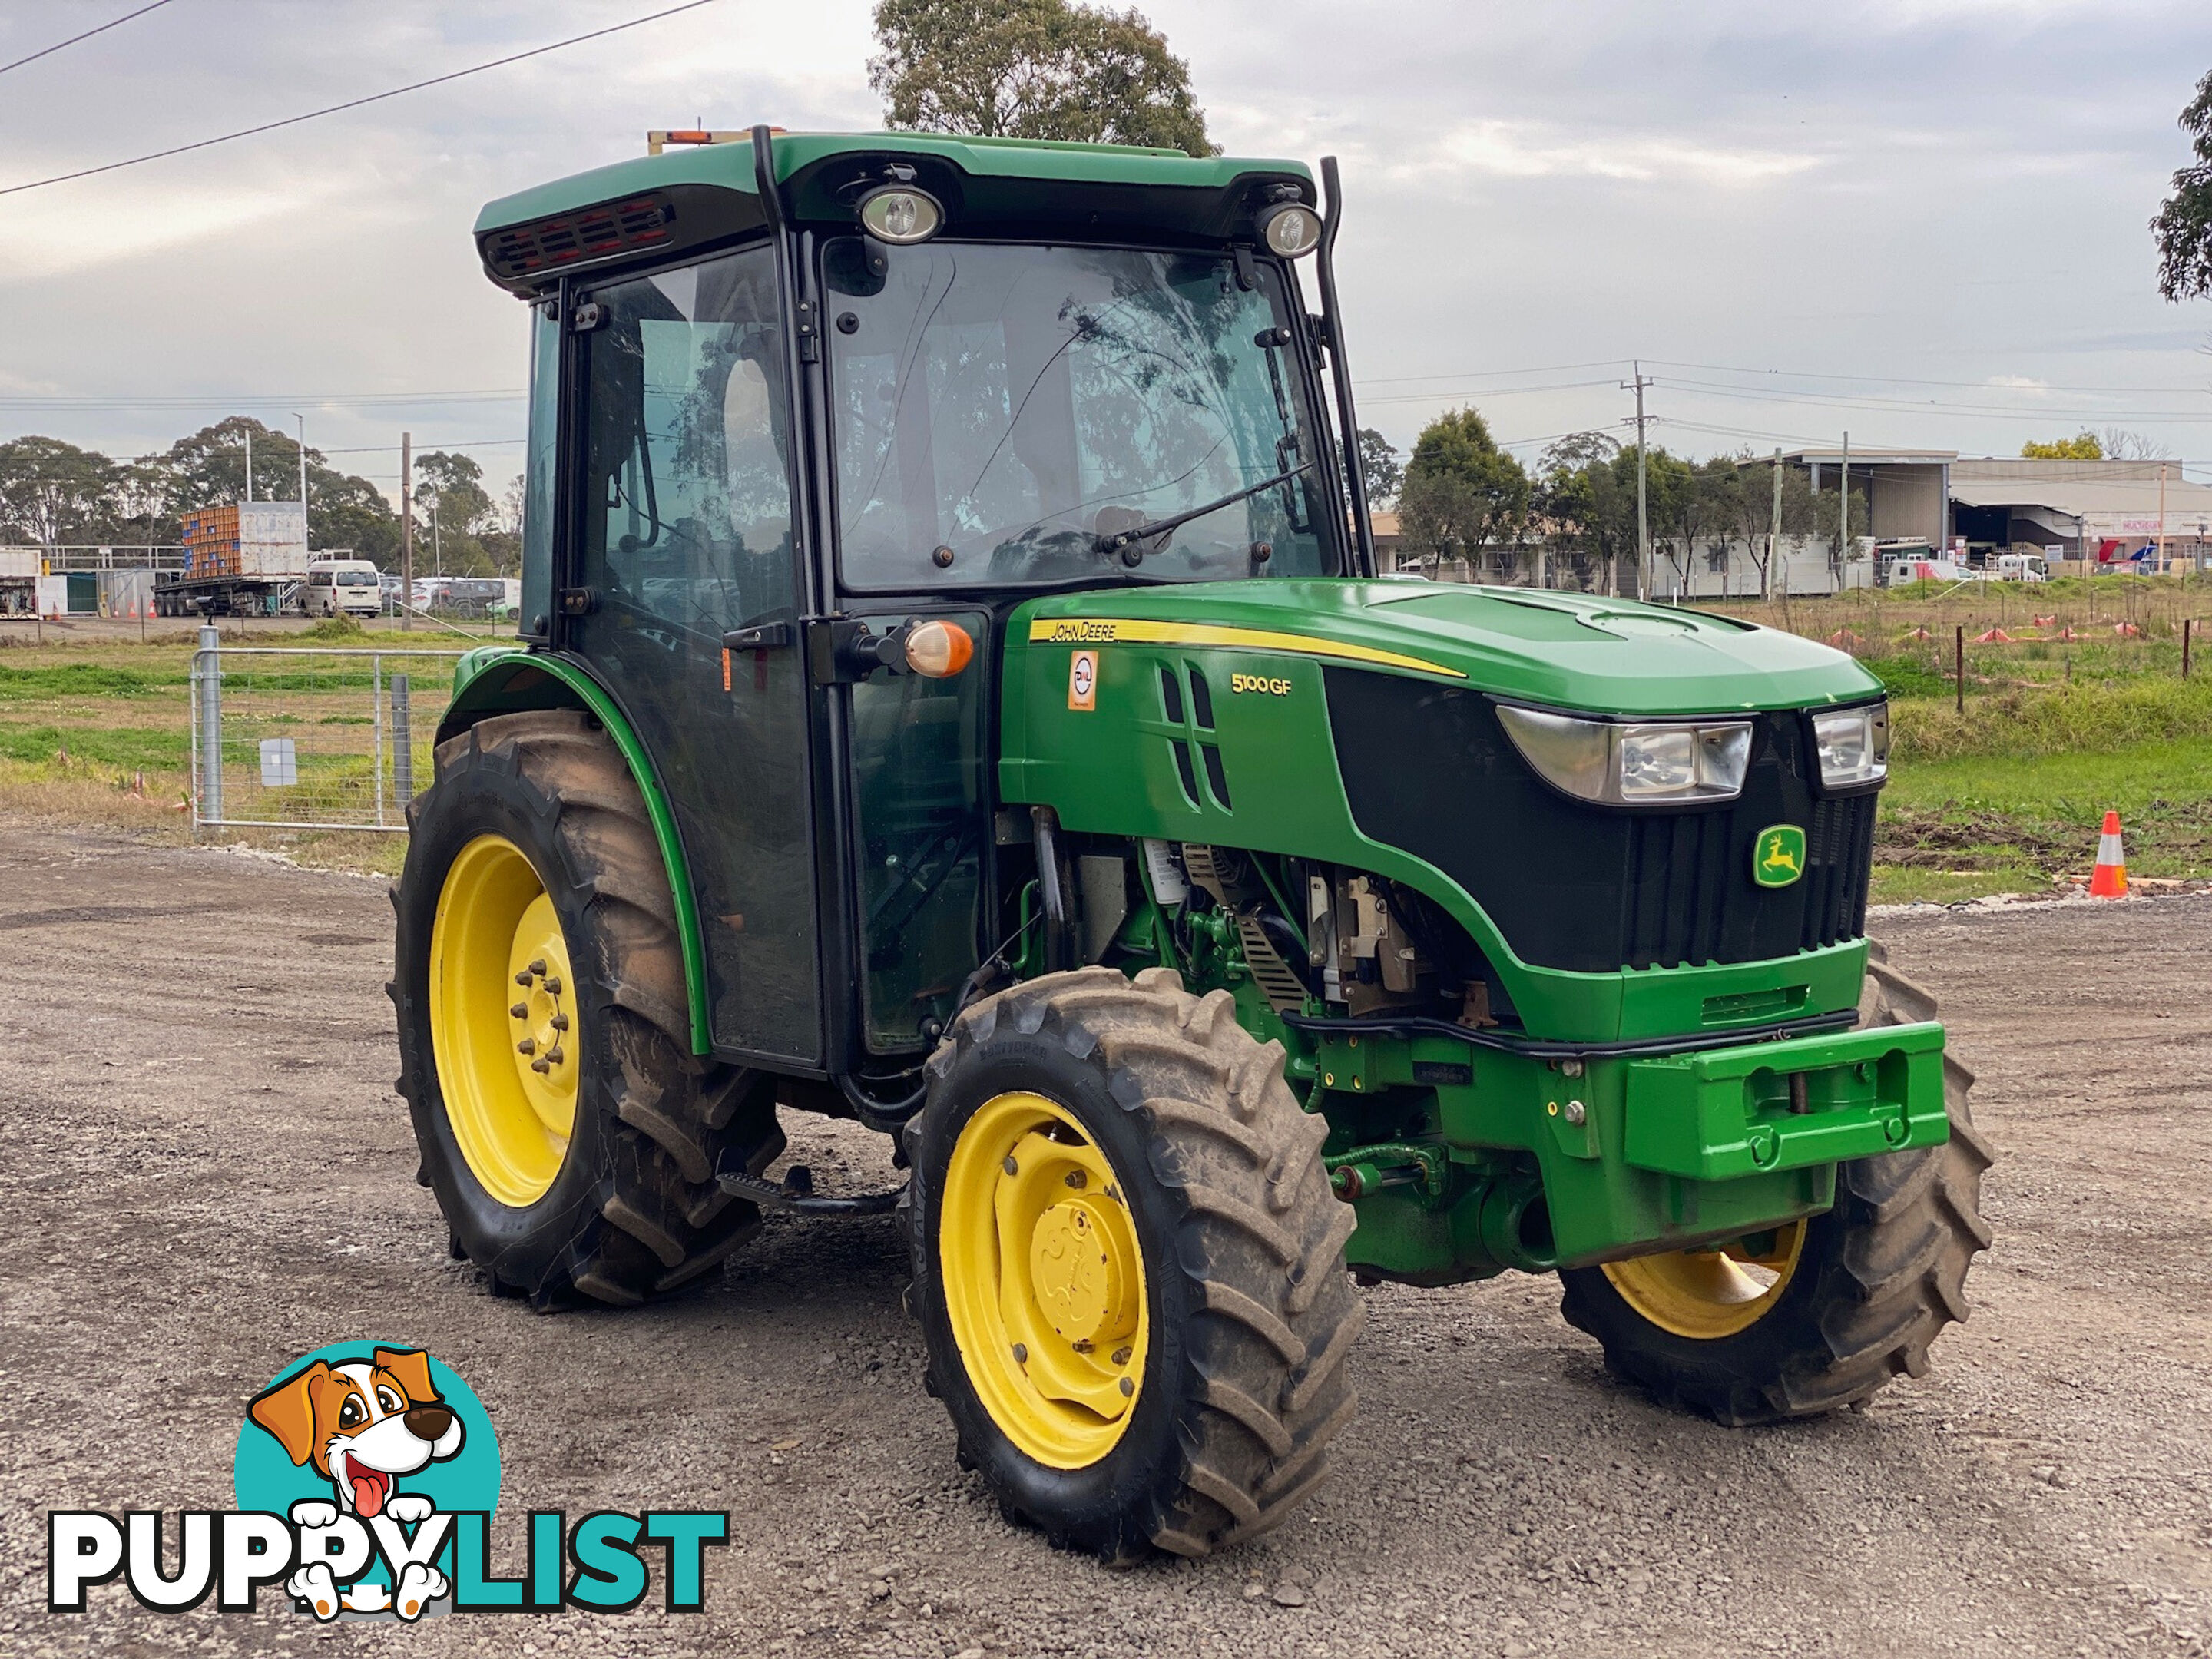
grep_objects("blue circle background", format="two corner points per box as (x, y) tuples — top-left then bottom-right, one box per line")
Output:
(233, 1342), (502, 1554)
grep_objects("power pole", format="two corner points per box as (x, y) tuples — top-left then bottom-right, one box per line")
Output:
(1621, 362), (1651, 599)
(1839, 429), (1850, 568)
(1770, 446), (1783, 601)
(400, 431), (414, 634)
(243, 429), (253, 502)
(294, 414), (309, 547)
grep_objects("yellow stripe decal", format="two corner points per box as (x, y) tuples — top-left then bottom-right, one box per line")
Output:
(1025, 618), (1465, 680)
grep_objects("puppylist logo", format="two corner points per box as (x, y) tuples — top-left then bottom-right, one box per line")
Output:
(48, 1342), (727, 1621)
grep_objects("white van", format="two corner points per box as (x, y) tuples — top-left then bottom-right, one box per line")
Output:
(305, 558), (384, 617)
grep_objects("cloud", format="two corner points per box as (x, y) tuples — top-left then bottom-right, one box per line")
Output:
(1422, 120), (1823, 188)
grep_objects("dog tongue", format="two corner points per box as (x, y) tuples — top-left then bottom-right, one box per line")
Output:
(352, 1472), (386, 1518)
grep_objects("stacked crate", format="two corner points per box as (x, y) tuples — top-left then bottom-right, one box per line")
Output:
(183, 504), (241, 578)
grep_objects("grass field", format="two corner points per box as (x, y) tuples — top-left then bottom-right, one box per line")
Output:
(1705, 572), (2212, 901)
(4, 578), (2207, 903)
(0, 614), (508, 879)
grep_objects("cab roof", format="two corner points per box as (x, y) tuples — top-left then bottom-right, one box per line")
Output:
(473, 130), (1316, 296)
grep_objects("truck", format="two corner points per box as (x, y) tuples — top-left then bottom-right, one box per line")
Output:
(154, 501), (309, 617)
(392, 127), (1989, 1564)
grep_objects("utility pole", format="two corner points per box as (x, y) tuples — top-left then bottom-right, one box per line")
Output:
(1621, 362), (1651, 599)
(1770, 446), (1783, 601)
(1839, 429), (1850, 567)
(243, 429), (253, 502)
(293, 414), (309, 549)
(2159, 461), (2171, 573)
(400, 431), (414, 634)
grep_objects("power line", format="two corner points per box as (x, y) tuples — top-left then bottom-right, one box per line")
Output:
(1654, 376), (2212, 423)
(0, 0), (723, 197)
(0, 390), (524, 409)
(0, 0), (174, 78)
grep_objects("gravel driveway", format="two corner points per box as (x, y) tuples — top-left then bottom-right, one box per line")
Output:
(5, 826), (2208, 1657)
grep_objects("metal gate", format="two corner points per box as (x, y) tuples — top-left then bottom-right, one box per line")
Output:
(187, 630), (469, 833)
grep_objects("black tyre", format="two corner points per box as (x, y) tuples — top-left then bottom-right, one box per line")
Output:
(392, 709), (783, 1308)
(1559, 942), (1993, 1423)
(906, 966), (1364, 1561)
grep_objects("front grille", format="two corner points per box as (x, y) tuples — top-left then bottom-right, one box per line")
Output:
(484, 194), (675, 280)
(1324, 670), (1875, 975)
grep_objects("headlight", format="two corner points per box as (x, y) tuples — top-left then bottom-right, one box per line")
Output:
(1811, 703), (1889, 788)
(1497, 706), (1753, 805)
(1258, 201), (1323, 257)
(857, 185), (944, 244)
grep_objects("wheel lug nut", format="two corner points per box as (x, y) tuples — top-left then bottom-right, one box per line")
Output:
(1072, 1339), (1093, 1353)
(542, 975), (562, 995)
(1111, 1346), (1131, 1366)
(1002, 1155), (1018, 1176)
(510, 1002), (528, 1020)
(527, 959), (546, 976)
(1011, 1343), (1028, 1364)
(1118, 1377), (1134, 1397)
(545, 1047), (564, 1066)
(531, 1057), (551, 1074)
(549, 1013), (569, 1031)
(513, 971), (532, 987)
(1064, 1170), (1087, 1189)
(516, 1038), (535, 1055)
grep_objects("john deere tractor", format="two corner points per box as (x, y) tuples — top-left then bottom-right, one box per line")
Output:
(396, 127), (1990, 1562)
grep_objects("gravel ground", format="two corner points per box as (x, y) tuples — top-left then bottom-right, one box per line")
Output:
(5, 826), (2210, 1658)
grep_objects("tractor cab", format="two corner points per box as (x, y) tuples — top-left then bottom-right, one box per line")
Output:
(462, 128), (1363, 1075)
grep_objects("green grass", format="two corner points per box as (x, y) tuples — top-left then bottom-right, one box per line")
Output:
(0, 724), (191, 772)
(1873, 732), (2212, 902)
(0, 661), (188, 701)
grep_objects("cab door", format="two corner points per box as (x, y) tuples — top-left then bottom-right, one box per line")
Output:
(565, 247), (822, 1066)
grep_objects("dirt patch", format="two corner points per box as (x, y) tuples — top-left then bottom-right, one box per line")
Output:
(5, 827), (2210, 1657)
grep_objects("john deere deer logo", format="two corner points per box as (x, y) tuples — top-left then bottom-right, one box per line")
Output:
(1753, 825), (1806, 889)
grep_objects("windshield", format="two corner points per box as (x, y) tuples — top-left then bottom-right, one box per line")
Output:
(824, 239), (1336, 588)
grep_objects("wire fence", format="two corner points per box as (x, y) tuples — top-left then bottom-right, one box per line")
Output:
(188, 633), (469, 833)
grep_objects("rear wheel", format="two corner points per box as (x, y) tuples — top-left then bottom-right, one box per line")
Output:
(1558, 944), (1993, 1423)
(393, 709), (783, 1307)
(907, 967), (1364, 1561)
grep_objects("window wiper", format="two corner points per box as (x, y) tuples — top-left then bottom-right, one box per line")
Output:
(1092, 462), (1313, 565)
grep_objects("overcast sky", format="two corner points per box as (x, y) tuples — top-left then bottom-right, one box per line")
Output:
(3, 0), (2210, 505)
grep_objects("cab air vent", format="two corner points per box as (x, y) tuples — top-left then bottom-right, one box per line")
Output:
(486, 194), (676, 280)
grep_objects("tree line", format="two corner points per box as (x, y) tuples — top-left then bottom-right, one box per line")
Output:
(0, 418), (518, 575)
(1369, 410), (1869, 597)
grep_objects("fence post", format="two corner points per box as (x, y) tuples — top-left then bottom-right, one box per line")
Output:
(373, 654), (386, 827)
(2185, 618), (2194, 682)
(1954, 624), (1965, 715)
(392, 674), (414, 806)
(196, 624), (223, 829)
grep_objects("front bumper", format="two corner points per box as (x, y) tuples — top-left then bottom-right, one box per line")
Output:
(1315, 1016), (1954, 1280)
(1620, 1021), (1949, 1181)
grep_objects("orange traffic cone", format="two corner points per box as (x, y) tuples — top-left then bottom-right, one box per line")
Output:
(2088, 811), (2128, 898)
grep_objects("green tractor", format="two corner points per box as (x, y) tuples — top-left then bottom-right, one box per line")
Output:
(395, 127), (1990, 1562)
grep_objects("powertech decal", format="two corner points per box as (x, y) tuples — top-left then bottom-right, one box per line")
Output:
(1028, 616), (1466, 680)
(47, 1342), (727, 1621)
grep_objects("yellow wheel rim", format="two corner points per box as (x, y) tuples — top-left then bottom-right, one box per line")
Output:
(939, 1091), (1150, 1469)
(1600, 1221), (1808, 1340)
(429, 834), (579, 1208)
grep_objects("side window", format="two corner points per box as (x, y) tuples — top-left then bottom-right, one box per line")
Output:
(583, 258), (794, 634)
(519, 302), (559, 636)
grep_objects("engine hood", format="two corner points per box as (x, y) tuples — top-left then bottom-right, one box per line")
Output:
(1015, 578), (1880, 716)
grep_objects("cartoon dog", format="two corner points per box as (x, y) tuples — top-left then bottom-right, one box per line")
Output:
(247, 1346), (463, 1620)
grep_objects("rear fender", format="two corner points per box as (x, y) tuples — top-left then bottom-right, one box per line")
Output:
(439, 647), (711, 1055)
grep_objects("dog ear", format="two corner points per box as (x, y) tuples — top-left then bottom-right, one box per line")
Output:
(248, 1361), (329, 1466)
(373, 1347), (441, 1406)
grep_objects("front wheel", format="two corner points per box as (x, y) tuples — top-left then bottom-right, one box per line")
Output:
(1559, 943), (1994, 1424)
(906, 968), (1363, 1561)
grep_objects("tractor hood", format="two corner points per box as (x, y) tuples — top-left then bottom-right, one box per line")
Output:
(1015, 578), (1880, 717)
